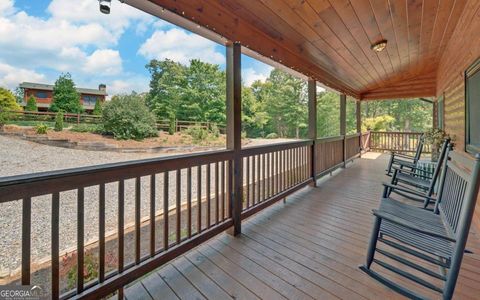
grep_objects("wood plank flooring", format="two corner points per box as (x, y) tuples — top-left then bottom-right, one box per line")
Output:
(121, 153), (480, 299)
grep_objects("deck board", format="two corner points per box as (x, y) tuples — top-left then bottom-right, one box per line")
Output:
(130, 154), (480, 299)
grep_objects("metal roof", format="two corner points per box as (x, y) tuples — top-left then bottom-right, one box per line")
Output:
(19, 82), (107, 96)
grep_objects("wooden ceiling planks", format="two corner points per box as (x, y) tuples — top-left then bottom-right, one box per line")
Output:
(144, 0), (469, 100)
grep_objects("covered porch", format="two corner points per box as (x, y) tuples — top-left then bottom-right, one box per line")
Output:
(1, 0), (479, 299)
(123, 154), (480, 300)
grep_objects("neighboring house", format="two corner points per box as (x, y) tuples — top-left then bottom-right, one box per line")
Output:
(19, 82), (107, 112)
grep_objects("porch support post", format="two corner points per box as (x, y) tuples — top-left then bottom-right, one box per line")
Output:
(308, 79), (317, 186)
(356, 100), (362, 156)
(340, 94), (347, 167)
(226, 42), (242, 236)
(432, 100), (438, 128)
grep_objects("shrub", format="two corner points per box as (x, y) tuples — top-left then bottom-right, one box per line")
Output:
(25, 95), (38, 112)
(54, 111), (64, 131)
(70, 123), (102, 133)
(185, 125), (209, 142)
(168, 117), (175, 135)
(102, 94), (158, 140)
(209, 123), (220, 138)
(265, 132), (278, 139)
(92, 99), (102, 115)
(35, 123), (48, 134)
(0, 111), (9, 129)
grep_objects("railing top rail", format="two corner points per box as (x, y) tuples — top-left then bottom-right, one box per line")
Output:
(0, 149), (234, 203)
(317, 135), (344, 143)
(346, 133), (361, 138)
(369, 131), (424, 135)
(241, 139), (313, 157)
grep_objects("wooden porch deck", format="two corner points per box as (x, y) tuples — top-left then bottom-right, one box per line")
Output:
(122, 154), (480, 300)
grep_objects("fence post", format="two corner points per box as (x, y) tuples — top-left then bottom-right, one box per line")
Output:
(308, 79), (317, 186)
(226, 42), (242, 236)
(340, 94), (347, 167)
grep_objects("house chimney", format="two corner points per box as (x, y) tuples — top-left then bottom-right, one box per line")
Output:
(99, 84), (106, 92)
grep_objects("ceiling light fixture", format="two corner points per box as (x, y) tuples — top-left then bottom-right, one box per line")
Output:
(371, 39), (387, 52)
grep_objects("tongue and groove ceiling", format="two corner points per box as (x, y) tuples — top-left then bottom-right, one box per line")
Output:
(144, 0), (468, 100)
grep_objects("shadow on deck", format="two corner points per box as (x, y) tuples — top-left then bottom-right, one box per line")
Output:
(122, 154), (480, 300)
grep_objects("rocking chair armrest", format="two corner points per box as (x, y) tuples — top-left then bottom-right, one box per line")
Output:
(392, 167), (433, 180)
(372, 209), (456, 242)
(391, 152), (416, 160)
(382, 182), (436, 202)
(393, 165), (434, 175)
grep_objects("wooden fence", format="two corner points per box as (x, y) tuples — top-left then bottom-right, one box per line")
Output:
(4, 110), (226, 132)
(0, 136), (362, 299)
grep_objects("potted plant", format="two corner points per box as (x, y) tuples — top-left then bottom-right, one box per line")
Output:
(424, 128), (449, 162)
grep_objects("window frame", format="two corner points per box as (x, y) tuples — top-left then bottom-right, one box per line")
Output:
(35, 91), (49, 99)
(465, 57), (480, 155)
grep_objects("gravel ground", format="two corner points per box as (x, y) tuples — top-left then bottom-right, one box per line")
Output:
(0, 135), (298, 276)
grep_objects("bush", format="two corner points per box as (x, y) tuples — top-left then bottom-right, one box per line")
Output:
(168, 117), (175, 135)
(54, 111), (64, 131)
(35, 123), (48, 134)
(185, 125), (209, 142)
(210, 123), (220, 138)
(265, 132), (278, 139)
(92, 99), (102, 115)
(25, 95), (38, 112)
(0, 111), (9, 129)
(70, 123), (102, 133)
(0, 87), (21, 111)
(102, 94), (158, 140)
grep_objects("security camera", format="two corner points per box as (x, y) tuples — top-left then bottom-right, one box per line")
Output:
(99, 0), (111, 14)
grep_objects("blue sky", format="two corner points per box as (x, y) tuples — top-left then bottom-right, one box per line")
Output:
(0, 0), (273, 95)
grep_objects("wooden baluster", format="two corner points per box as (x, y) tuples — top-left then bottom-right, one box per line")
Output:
(22, 197), (31, 285)
(51, 193), (60, 299)
(187, 168), (192, 238)
(262, 153), (266, 201)
(176, 170), (181, 244)
(246, 156), (250, 208)
(77, 188), (84, 293)
(150, 175), (156, 256)
(197, 166), (202, 233)
(118, 181), (124, 299)
(135, 177), (141, 264)
(221, 161), (225, 220)
(99, 184), (106, 281)
(215, 162), (219, 224)
(257, 155), (261, 203)
(252, 155), (256, 205)
(163, 172), (169, 250)
(206, 164), (211, 228)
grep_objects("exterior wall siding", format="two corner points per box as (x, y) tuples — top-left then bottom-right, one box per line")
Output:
(436, 0), (480, 232)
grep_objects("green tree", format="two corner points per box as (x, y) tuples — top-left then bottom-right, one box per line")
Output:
(14, 87), (24, 104)
(0, 87), (22, 111)
(92, 99), (102, 115)
(102, 94), (158, 140)
(25, 95), (38, 111)
(316, 91), (340, 137)
(50, 73), (83, 113)
(54, 111), (64, 131)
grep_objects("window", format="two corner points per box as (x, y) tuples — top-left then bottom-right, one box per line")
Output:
(35, 91), (48, 98)
(437, 94), (444, 130)
(83, 95), (98, 106)
(466, 58), (480, 154)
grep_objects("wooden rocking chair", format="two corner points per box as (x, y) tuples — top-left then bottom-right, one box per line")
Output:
(385, 138), (451, 208)
(386, 134), (425, 176)
(360, 150), (480, 299)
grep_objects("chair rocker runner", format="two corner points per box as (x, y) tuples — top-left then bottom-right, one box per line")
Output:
(386, 134), (425, 176)
(360, 151), (480, 300)
(385, 138), (451, 208)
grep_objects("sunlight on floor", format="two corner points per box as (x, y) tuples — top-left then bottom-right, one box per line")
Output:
(362, 152), (383, 160)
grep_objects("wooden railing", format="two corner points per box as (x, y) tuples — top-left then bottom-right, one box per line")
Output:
(369, 131), (431, 153)
(2, 139), (352, 299)
(345, 133), (362, 160)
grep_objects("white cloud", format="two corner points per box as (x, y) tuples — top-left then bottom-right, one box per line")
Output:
(108, 77), (150, 96)
(243, 67), (273, 86)
(83, 49), (123, 75)
(0, 62), (45, 89)
(138, 28), (225, 65)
